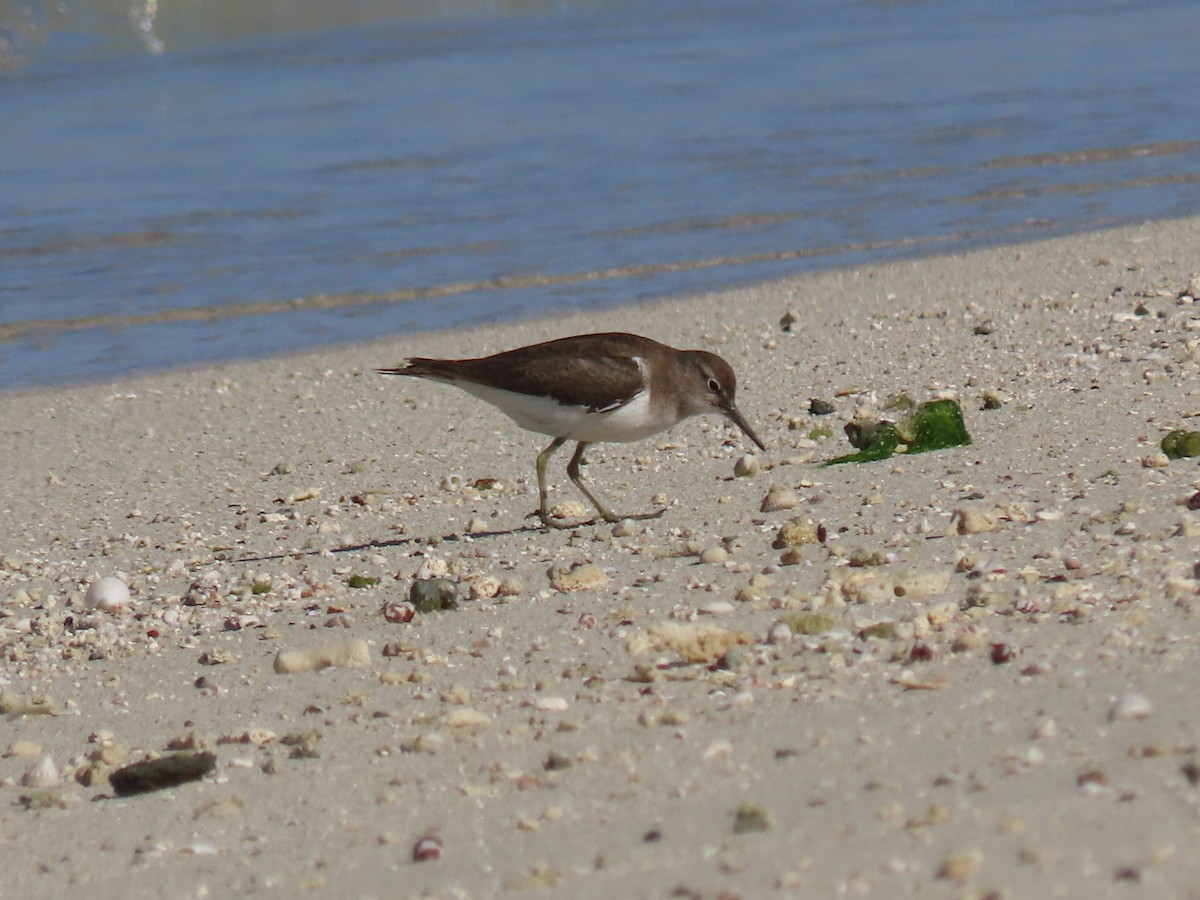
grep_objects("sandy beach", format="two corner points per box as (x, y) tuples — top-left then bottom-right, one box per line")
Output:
(2, 217), (1199, 899)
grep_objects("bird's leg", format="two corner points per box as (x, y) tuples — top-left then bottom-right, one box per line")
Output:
(566, 442), (666, 524)
(534, 437), (576, 529)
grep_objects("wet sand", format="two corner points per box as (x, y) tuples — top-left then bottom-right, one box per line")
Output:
(2, 217), (1199, 898)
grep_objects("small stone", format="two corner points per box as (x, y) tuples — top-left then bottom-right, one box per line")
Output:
(732, 804), (772, 834)
(497, 577), (524, 597)
(936, 850), (982, 883)
(549, 562), (608, 592)
(382, 600), (416, 623)
(1031, 718), (1057, 740)
(414, 557), (449, 580)
(109, 752), (217, 796)
(409, 578), (458, 612)
(950, 507), (999, 535)
(194, 794), (245, 820)
(444, 708), (490, 729)
(611, 520), (638, 537)
(760, 486), (798, 512)
(84, 575), (131, 612)
(5, 740), (42, 758)
(22, 754), (59, 788)
(779, 547), (805, 566)
(808, 398), (835, 416)
(550, 500), (590, 521)
(765, 621), (793, 644)
(733, 454), (760, 477)
(1108, 691), (1153, 722)
(698, 600), (735, 616)
(412, 835), (443, 862)
(773, 517), (818, 549)
(468, 576), (502, 600)
(273, 638), (371, 674)
(534, 696), (569, 712)
(698, 546), (728, 565)
(198, 648), (232, 666)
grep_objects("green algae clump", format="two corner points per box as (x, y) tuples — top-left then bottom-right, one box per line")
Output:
(826, 399), (971, 466)
(1162, 430), (1200, 460)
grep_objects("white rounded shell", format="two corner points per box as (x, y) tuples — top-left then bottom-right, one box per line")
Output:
(84, 575), (131, 612)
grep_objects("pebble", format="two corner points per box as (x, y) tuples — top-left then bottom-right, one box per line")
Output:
(548, 562), (608, 592)
(732, 804), (772, 834)
(414, 557), (450, 580)
(409, 578), (459, 612)
(413, 835), (443, 862)
(611, 520), (638, 537)
(950, 507), (1000, 535)
(84, 575), (131, 612)
(760, 486), (798, 512)
(468, 576), (502, 600)
(382, 600), (416, 623)
(273, 638), (371, 674)
(698, 600), (735, 616)
(1108, 691), (1153, 722)
(4, 740), (42, 758)
(444, 708), (490, 729)
(698, 546), (728, 565)
(772, 517), (818, 548)
(550, 501), (590, 521)
(109, 751), (217, 796)
(497, 577), (524, 597)
(936, 850), (982, 883)
(766, 621), (793, 644)
(733, 454), (760, 477)
(21, 754), (59, 788)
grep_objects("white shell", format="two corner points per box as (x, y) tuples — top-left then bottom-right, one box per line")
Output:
(22, 754), (60, 788)
(1108, 691), (1153, 722)
(84, 575), (131, 611)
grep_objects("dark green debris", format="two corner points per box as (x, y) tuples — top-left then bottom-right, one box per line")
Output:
(409, 578), (459, 612)
(825, 399), (971, 466)
(1162, 430), (1200, 460)
(780, 612), (835, 635)
(347, 574), (379, 589)
(732, 804), (772, 834)
(109, 751), (217, 797)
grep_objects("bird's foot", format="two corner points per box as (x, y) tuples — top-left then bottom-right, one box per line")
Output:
(530, 505), (667, 530)
(598, 506), (667, 523)
(529, 508), (596, 530)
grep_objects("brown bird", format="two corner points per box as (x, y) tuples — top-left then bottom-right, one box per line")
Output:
(378, 332), (765, 529)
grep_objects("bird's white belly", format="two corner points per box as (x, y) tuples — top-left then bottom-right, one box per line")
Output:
(454, 382), (674, 443)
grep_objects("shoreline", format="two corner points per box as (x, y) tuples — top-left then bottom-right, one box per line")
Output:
(0, 213), (1175, 396)
(2, 216), (1199, 898)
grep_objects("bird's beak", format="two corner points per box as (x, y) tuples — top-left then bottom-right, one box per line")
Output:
(723, 405), (766, 452)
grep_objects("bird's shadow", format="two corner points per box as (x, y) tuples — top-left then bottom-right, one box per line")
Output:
(232, 520), (547, 565)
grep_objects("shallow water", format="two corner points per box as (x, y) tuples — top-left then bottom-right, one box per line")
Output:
(2, 0), (1198, 389)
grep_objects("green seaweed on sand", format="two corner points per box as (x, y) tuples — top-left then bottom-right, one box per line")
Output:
(825, 399), (971, 466)
(1162, 430), (1200, 460)
(410, 577), (459, 612)
(780, 611), (836, 635)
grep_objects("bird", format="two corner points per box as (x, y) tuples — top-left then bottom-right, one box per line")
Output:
(377, 332), (765, 529)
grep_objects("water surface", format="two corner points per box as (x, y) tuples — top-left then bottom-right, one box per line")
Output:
(2, 0), (1198, 388)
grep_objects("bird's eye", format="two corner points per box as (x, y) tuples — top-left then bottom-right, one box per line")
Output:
(707, 378), (721, 393)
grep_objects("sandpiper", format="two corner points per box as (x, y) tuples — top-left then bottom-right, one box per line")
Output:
(377, 332), (765, 529)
